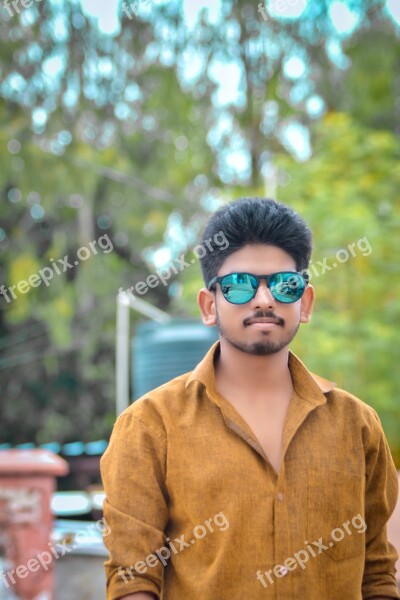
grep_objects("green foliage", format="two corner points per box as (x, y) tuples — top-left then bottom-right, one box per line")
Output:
(0, 1), (399, 466)
(276, 113), (400, 460)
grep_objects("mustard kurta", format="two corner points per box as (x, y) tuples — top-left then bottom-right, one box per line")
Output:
(101, 341), (399, 600)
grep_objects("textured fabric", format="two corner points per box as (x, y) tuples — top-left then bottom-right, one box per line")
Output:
(100, 341), (400, 600)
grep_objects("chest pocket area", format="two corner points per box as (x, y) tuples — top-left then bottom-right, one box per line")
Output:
(308, 468), (366, 560)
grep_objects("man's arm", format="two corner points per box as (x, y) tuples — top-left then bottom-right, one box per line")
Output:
(100, 409), (169, 600)
(362, 409), (400, 600)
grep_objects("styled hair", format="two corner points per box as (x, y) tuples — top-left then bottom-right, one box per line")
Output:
(198, 197), (312, 287)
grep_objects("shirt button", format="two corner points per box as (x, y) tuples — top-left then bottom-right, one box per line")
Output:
(280, 566), (288, 576)
(277, 492), (284, 501)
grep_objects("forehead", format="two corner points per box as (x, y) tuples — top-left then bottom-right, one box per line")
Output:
(218, 244), (297, 276)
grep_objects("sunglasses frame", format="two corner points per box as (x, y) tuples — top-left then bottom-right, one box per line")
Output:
(207, 271), (309, 304)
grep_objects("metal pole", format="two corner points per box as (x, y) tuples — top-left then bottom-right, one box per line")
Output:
(115, 290), (171, 415)
(116, 292), (130, 416)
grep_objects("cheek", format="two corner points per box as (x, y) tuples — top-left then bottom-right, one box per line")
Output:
(223, 307), (240, 321)
(217, 303), (246, 323)
(281, 304), (302, 323)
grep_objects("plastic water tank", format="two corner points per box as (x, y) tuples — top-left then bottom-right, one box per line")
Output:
(132, 319), (219, 400)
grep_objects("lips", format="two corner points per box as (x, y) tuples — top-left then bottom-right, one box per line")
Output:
(246, 317), (281, 326)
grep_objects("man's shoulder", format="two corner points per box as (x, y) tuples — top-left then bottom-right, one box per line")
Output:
(325, 383), (381, 427)
(119, 369), (195, 423)
(327, 384), (376, 411)
(291, 351), (380, 424)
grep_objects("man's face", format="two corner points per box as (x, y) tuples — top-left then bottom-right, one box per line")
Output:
(200, 244), (314, 356)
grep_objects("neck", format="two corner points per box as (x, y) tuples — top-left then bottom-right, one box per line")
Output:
(215, 337), (292, 397)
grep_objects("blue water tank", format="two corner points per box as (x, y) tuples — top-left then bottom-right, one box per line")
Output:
(132, 319), (219, 400)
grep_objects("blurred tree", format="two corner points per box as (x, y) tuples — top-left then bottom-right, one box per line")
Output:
(0, 0), (399, 459)
(0, 74), (215, 443)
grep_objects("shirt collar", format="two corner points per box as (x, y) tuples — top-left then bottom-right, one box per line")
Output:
(185, 340), (336, 405)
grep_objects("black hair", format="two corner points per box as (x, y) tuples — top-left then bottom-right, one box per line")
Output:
(198, 197), (312, 287)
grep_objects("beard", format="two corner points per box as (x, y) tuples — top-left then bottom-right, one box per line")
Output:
(215, 307), (300, 356)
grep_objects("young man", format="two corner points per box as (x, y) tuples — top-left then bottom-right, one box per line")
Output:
(101, 197), (399, 599)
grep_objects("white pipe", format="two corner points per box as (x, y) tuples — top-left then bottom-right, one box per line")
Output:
(115, 291), (171, 415)
(116, 293), (130, 416)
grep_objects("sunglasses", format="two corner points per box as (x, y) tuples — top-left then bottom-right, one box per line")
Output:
(207, 271), (309, 305)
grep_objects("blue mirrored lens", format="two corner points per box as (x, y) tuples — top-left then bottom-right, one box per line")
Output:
(220, 273), (257, 304)
(270, 273), (305, 303)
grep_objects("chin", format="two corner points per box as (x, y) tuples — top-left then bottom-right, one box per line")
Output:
(223, 336), (287, 356)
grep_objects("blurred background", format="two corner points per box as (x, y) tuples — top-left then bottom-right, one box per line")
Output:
(0, 0), (399, 597)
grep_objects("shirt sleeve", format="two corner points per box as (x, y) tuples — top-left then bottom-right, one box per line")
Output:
(362, 408), (400, 600)
(100, 408), (169, 600)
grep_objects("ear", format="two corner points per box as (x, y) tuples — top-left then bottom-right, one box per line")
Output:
(299, 284), (315, 324)
(197, 288), (217, 326)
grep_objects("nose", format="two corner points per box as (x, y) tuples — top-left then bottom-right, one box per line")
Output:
(249, 279), (276, 309)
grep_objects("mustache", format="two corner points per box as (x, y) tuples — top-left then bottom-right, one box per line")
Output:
(243, 311), (284, 327)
